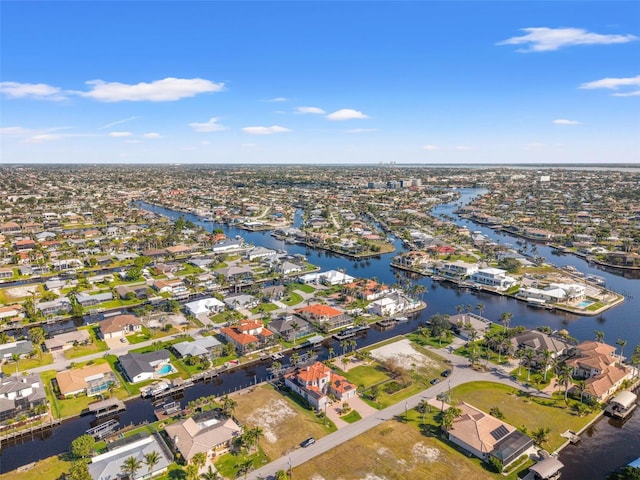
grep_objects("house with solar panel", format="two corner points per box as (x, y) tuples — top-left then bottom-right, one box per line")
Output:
(448, 402), (533, 468)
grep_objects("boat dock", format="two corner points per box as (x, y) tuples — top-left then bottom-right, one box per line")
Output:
(374, 318), (395, 329)
(154, 401), (181, 420)
(332, 325), (370, 341)
(604, 391), (638, 420)
(88, 398), (126, 419)
(86, 419), (119, 439)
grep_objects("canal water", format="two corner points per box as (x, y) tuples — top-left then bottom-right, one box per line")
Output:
(1, 191), (638, 476)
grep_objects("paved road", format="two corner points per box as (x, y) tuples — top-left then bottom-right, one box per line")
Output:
(247, 345), (543, 480)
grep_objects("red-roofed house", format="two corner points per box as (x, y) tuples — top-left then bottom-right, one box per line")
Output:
(343, 279), (391, 301)
(284, 361), (357, 411)
(566, 340), (632, 402)
(295, 304), (351, 330)
(220, 320), (274, 354)
(14, 239), (36, 251)
(98, 314), (143, 339)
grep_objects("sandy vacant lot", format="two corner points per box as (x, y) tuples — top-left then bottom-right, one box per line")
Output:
(4, 285), (39, 300)
(369, 338), (438, 371)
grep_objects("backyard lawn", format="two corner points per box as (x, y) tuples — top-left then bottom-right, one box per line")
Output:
(0, 455), (72, 480)
(1, 353), (54, 376)
(293, 283), (315, 294)
(450, 381), (600, 451)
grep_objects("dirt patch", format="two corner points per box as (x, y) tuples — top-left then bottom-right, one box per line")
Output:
(370, 338), (437, 371)
(411, 443), (440, 463)
(4, 285), (39, 300)
(246, 398), (296, 443)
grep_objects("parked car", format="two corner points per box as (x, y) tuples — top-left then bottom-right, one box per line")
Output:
(120, 337), (128, 343)
(430, 378), (440, 385)
(441, 369), (451, 377)
(300, 437), (315, 448)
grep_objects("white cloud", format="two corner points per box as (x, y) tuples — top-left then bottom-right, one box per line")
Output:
(143, 132), (162, 139)
(0, 126), (33, 135)
(497, 27), (638, 52)
(24, 134), (62, 144)
(109, 131), (133, 137)
(422, 145), (439, 151)
(579, 74), (640, 96)
(82, 77), (224, 102)
(0, 81), (66, 100)
(100, 116), (138, 129)
(189, 117), (227, 132)
(326, 109), (369, 121)
(553, 119), (581, 125)
(265, 97), (288, 102)
(296, 106), (326, 114)
(242, 125), (291, 135)
(346, 128), (377, 133)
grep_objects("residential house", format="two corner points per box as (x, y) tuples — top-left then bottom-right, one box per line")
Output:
(114, 284), (149, 300)
(153, 263), (180, 275)
(0, 267), (15, 280)
(44, 329), (90, 352)
(344, 279), (391, 301)
(469, 268), (517, 291)
(55, 363), (118, 397)
(276, 260), (304, 275)
(566, 341), (631, 402)
(215, 265), (254, 285)
(295, 304), (351, 330)
(185, 297), (225, 317)
(518, 283), (586, 304)
(0, 304), (22, 322)
(246, 246), (277, 261)
(510, 330), (574, 368)
(0, 373), (47, 423)
(224, 294), (259, 311)
(448, 402), (533, 468)
(98, 314), (142, 339)
(211, 238), (244, 253)
(0, 340), (34, 361)
(260, 285), (286, 302)
(268, 315), (315, 342)
(436, 260), (479, 279)
(165, 244), (193, 256)
(119, 350), (172, 384)
(153, 278), (188, 298)
(75, 291), (113, 307)
(299, 270), (356, 285)
(447, 313), (492, 341)
(0, 222), (21, 235)
(165, 411), (241, 462)
(220, 320), (274, 354)
(173, 337), (222, 359)
(88, 433), (173, 480)
(284, 361), (357, 411)
(392, 251), (431, 270)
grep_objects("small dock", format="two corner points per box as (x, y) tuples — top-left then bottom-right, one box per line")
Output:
(374, 319), (395, 329)
(88, 398), (126, 419)
(192, 369), (219, 382)
(86, 419), (119, 439)
(604, 391), (638, 420)
(332, 325), (370, 341)
(154, 401), (181, 421)
(560, 430), (581, 444)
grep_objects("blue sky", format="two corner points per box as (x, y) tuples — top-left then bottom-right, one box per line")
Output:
(1, 1), (638, 164)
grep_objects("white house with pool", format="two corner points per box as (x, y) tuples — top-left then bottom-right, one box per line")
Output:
(118, 350), (176, 384)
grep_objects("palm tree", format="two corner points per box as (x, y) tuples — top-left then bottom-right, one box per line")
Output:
(120, 456), (142, 480)
(594, 330), (605, 343)
(200, 466), (221, 480)
(290, 321), (299, 345)
(191, 451), (207, 470)
(327, 347), (335, 359)
(456, 304), (464, 315)
(532, 427), (551, 447)
(222, 395), (237, 417)
(557, 363), (573, 403)
(236, 457), (253, 480)
(500, 312), (512, 333)
(524, 349), (535, 382)
(574, 379), (587, 403)
(11, 352), (20, 377)
(542, 349), (552, 382)
(631, 345), (640, 379)
(616, 338), (627, 363)
(476, 303), (485, 317)
(143, 450), (160, 478)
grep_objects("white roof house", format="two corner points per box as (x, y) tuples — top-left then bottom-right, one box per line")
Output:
(185, 297), (225, 316)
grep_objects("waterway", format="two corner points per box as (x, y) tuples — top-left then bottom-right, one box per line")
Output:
(1, 190), (638, 476)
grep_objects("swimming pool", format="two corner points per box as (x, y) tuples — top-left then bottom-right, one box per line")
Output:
(577, 300), (594, 308)
(158, 364), (173, 375)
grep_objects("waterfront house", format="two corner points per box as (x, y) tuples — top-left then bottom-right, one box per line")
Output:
(260, 285), (286, 302)
(448, 402), (533, 468)
(510, 330), (573, 367)
(165, 410), (241, 462)
(211, 238), (244, 253)
(284, 361), (357, 411)
(246, 246), (277, 261)
(295, 304), (351, 330)
(566, 341), (631, 402)
(0, 267), (14, 279)
(0, 304), (22, 322)
(152, 278), (188, 298)
(55, 363), (118, 397)
(172, 337), (222, 359)
(75, 291), (113, 307)
(268, 315), (314, 342)
(44, 329), (90, 352)
(185, 297), (225, 317)
(98, 314), (143, 339)
(215, 265), (254, 285)
(88, 433), (172, 480)
(469, 268), (517, 291)
(224, 294), (259, 311)
(118, 350), (173, 384)
(0, 373), (47, 423)
(436, 260), (479, 279)
(114, 284), (149, 300)
(447, 313), (491, 341)
(299, 270), (356, 286)
(220, 320), (274, 354)
(0, 340), (34, 361)
(36, 297), (72, 317)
